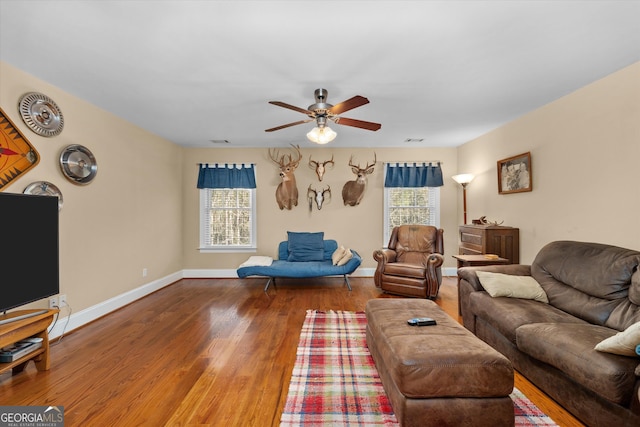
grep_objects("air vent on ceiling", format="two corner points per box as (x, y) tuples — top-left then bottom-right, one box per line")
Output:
(404, 138), (424, 143)
(210, 139), (230, 144)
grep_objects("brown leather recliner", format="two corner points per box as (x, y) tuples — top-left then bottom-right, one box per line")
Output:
(373, 225), (444, 299)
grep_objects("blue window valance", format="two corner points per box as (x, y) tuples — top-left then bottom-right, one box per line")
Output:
(197, 163), (256, 189)
(384, 162), (444, 188)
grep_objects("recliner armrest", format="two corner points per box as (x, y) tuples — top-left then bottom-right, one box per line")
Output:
(373, 248), (397, 264)
(373, 249), (397, 289)
(427, 253), (444, 269)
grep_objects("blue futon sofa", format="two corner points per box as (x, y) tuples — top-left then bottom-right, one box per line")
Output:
(236, 232), (362, 291)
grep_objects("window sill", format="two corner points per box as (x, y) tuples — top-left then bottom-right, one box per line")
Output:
(199, 247), (257, 254)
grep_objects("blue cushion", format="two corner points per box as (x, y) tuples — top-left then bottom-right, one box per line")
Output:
(287, 231), (324, 262)
(237, 250), (363, 278)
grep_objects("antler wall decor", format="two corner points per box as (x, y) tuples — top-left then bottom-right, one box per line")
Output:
(308, 155), (334, 181)
(269, 144), (302, 210)
(341, 153), (376, 206)
(307, 185), (331, 211)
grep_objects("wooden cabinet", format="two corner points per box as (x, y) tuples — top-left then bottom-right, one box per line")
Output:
(0, 309), (57, 376)
(458, 225), (520, 264)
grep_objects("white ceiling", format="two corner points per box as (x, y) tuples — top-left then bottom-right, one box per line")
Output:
(1, 1), (639, 149)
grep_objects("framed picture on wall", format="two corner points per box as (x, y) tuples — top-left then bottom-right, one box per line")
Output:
(497, 152), (532, 194)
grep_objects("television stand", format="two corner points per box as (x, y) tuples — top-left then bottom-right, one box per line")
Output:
(0, 309), (49, 326)
(0, 309), (57, 376)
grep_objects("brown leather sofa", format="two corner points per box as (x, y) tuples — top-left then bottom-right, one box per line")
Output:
(459, 240), (640, 427)
(373, 225), (444, 299)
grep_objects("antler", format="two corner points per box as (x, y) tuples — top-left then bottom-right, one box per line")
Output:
(323, 185), (331, 199)
(288, 144), (302, 168)
(268, 148), (284, 166)
(269, 144), (302, 168)
(309, 156), (319, 169)
(324, 155), (335, 168)
(348, 152), (377, 171)
(348, 155), (358, 169)
(365, 152), (377, 171)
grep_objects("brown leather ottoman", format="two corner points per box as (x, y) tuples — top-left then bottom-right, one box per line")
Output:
(365, 298), (514, 427)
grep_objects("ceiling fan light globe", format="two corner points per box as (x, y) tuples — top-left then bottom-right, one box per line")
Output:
(307, 126), (337, 144)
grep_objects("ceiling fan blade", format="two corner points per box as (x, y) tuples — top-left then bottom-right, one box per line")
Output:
(265, 119), (313, 132)
(269, 101), (315, 116)
(328, 95), (369, 115)
(333, 117), (381, 131)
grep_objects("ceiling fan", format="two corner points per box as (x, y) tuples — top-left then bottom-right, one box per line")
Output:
(265, 88), (381, 144)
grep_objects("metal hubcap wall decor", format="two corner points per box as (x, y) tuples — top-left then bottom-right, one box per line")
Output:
(59, 144), (98, 185)
(23, 181), (63, 211)
(18, 92), (64, 137)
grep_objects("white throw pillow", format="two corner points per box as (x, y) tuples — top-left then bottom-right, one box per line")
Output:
(476, 271), (549, 303)
(332, 246), (347, 265)
(238, 256), (273, 268)
(595, 321), (640, 357)
(336, 248), (353, 266)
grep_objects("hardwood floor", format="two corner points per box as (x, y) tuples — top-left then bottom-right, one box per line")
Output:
(0, 277), (584, 426)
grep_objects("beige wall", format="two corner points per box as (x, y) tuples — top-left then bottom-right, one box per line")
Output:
(3, 58), (638, 317)
(181, 147), (459, 271)
(457, 61), (640, 264)
(0, 62), (184, 314)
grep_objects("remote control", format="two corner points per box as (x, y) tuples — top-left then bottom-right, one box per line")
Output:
(407, 317), (437, 326)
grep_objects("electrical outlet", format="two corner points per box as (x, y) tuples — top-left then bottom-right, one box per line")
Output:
(59, 294), (67, 307)
(49, 296), (58, 309)
(142, 268), (148, 277)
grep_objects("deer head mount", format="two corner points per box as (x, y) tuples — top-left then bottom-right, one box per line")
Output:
(341, 153), (376, 206)
(308, 155), (334, 181)
(307, 185), (331, 211)
(269, 144), (302, 210)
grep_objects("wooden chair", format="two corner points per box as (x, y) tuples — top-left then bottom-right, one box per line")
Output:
(373, 225), (444, 299)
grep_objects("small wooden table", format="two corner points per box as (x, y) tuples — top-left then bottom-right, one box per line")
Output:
(0, 309), (57, 375)
(453, 254), (510, 315)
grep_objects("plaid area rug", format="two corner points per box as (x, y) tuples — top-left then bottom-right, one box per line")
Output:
(280, 310), (557, 426)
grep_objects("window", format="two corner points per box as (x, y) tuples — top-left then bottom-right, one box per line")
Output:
(199, 188), (256, 252)
(384, 186), (440, 244)
(382, 162), (442, 245)
(196, 163), (257, 253)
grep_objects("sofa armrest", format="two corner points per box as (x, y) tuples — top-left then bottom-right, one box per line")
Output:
(458, 264), (533, 292)
(458, 264), (533, 333)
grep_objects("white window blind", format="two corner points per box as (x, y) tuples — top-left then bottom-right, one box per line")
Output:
(199, 188), (257, 253)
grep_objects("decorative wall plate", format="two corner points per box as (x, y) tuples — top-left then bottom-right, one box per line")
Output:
(18, 92), (64, 137)
(0, 108), (40, 191)
(23, 181), (63, 211)
(59, 144), (97, 185)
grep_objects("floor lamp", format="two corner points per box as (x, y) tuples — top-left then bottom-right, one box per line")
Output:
(452, 174), (475, 225)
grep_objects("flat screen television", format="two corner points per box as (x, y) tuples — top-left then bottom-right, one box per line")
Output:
(0, 192), (59, 314)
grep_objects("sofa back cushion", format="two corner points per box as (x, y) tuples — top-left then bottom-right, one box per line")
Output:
(286, 231), (325, 261)
(278, 236), (338, 262)
(531, 241), (640, 330)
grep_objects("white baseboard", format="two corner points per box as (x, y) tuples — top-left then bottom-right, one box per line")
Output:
(182, 267), (455, 278)
(182, 269), (239, 278)
(49, 271), (182, 339)
(50, 266), (456, 338)
(443, 267), (456, 276)
(182, 267), (377, 278)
